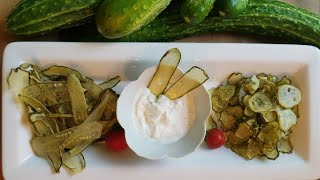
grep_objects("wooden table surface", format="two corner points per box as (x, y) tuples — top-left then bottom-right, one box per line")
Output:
(0, 0), (319, 179)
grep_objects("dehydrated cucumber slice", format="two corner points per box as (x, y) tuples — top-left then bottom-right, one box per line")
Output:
(247, 139), (262, 160)
(277, 76), (291, 86)
(99, 76), (121, 90)
(68, 141), (92, 157)
(19, 95), (51, 114)
(244, 107), (255, 117)
(276, 107), (297, 131)
(220, 106), (243, 131)
(267, 75), (278, 84)
(258, 121), (280, 147)
(206, 116), (217, 131)
(246, 119), (256, 127)
(238, 87), (247, 103)
(235, 123), (252, 140)
(165, 66), (208, 100)
(248, 92), (273, 112)
(62, 152), (86, 174)
(82, 79), (104, 101)
(31, 122), (102, 157)
(227, 73), (243, 85)
(226, 106), (243, 119)
(48, 151), (63, 173)
(226, 131), (243, 145)
(245, 75), (259, 94)
(84, 90), (111, 123)
(148, 48), (181, 97)
(263, 148), (279, 160)
(212, 95), (228, 113)
(22, 82), (70, 106)
(7, 68), (30, 96)
(277, 138), (293, 153)
(219, 85), (236, 102)
(261, 111), (277, 122)
(67, 74), (88, 124)
(259, 79), (277, 96)
(30, 114), (54, 136)
(42, 65), (86, 80)
(277, 84), (301, 108)
(228, 143), (248, 159)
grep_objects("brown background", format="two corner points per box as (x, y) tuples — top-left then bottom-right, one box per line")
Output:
(0, 0), (319, 179)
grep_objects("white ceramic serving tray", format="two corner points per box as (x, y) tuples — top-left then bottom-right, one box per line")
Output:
(2, 42), (320, 180)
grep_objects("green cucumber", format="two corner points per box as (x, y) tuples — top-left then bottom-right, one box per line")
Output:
(64, 0), (320, 48)
(6, 0), (102, 35)
(215, 0), (248, 17)
(96, 0), (172, 39)
(180, 0), (216, 24)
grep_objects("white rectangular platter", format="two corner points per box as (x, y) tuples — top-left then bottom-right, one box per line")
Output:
(2, 42), (320, 180)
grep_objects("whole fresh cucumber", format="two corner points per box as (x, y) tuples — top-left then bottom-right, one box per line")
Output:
(96, 0), (172, 39)
(6, 0), (102, 35)
(214, 0), (248, 17)
(65, 0), (320, 48)
(180, 0), (216, 24)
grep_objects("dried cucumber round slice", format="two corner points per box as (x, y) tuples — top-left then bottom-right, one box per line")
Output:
(248, 92), (273, 112)
(261, 111), (277, 122)
(277, 85), (301, 108)
(245, 75), (259, 94)
(205, 116), (217, 131)
(227, 73), (243, 85)
(277, 138), (293, 153)
(276, 107), (297, 131)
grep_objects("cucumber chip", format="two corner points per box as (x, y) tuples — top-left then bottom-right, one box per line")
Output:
(220, 111), (236, 131)
(165, 66), (208, 100)
(212, 95), (229, 113)
(276, 107), (297, 131)
(248, 92), (273, 112)
(245, 75), (259, 94)
(263, 148), (279, 160)
(278, 84), (301, 108)
(277, 76), (291, 86)
(218, 85), (236, 102)
(148, 48), (181, 97)
(235, 123), (252, 140)
(228, 73), (243, 85)
(261, 111), (277, 122)
(277, 138), (293, 153)
(206, 116), (217, 131)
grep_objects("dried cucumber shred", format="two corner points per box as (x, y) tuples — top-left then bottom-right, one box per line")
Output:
(7, 64), (120, 174)
(209, 73), (301, 160)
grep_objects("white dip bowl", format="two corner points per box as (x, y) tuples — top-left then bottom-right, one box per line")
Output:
(117, 66), (212, 160)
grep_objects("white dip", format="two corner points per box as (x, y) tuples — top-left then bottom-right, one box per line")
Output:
(132, 87), (195, 144)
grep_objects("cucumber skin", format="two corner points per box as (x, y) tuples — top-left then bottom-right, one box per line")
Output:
(96, 0), (172, 39)
(6, 0), (102, 36)
(180, 0), (216, 24)
(215, 0), (248, 17)
(69, 0), (320, 48)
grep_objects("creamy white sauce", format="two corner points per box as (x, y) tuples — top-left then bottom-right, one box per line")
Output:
(132, 87), (195, 144)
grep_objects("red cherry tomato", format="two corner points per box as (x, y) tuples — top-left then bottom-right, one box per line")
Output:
(205, 128), (225, 149)
(105, 128), (128, 152)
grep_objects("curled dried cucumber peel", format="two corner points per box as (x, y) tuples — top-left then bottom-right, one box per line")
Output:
(207, 73), (301, 160)
(7, 63), (120, 174)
